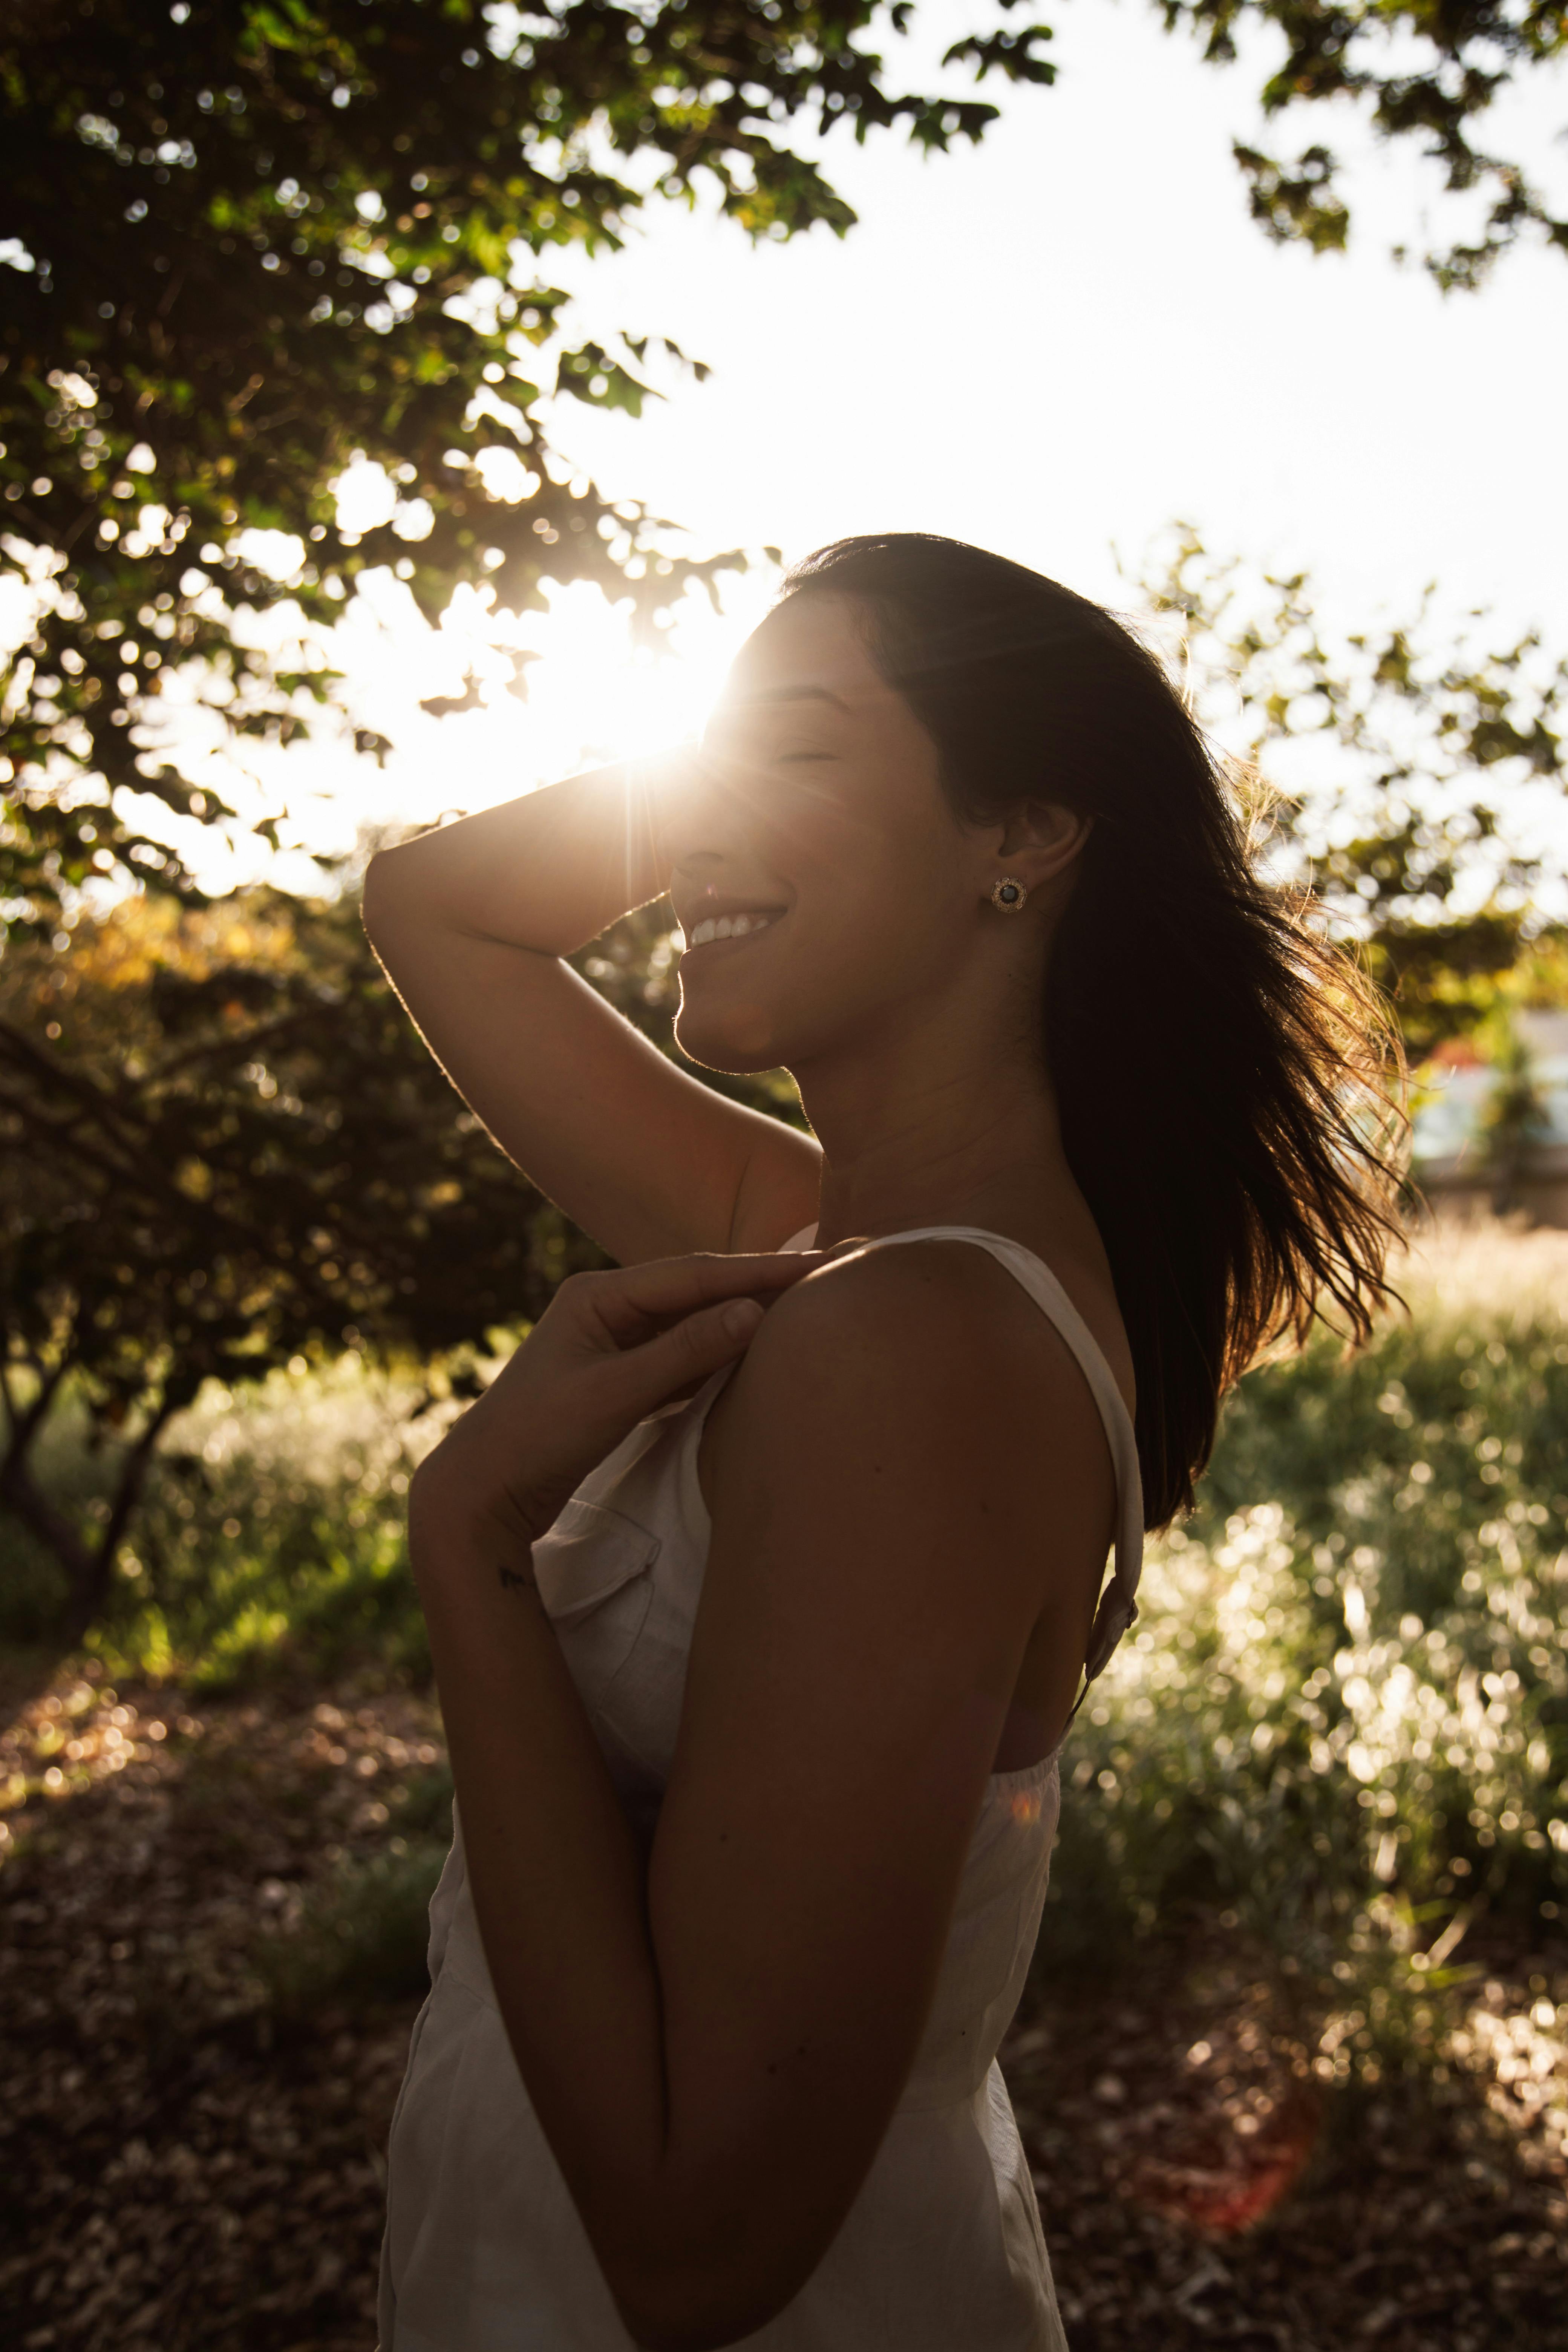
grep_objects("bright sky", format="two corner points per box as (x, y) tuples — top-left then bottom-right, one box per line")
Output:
(94, 1), (1568, 897)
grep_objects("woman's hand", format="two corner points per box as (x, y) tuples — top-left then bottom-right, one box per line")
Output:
(409, 1249), (825, 1555)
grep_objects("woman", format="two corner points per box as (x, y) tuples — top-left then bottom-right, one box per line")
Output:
(363, 533), (1401, 2351)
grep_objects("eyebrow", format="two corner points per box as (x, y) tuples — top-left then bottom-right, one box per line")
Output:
(724, 684), (852, 715)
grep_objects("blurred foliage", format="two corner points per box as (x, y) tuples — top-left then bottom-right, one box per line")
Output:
(0, 882), (610, 1643)
(1161, 0), (1568, 290)
(0, 879), (797, 1648)
(7, 513), (1566, 1645)
(248, 1755), (454, 2019)
(2, 0), (1562, 1676)
(0, 0), (1055, 940)
(1134, 528), (1568, 1066)
(4, 1345), (440, 1688)
(251, 1834), (450, 2020)
(0, 0), (1022, 1649)
(1044, 1267), (1568, 2086)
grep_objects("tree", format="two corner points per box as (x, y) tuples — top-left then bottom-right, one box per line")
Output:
(1133, 526), (1568, 1062)
(6, 1), (1566, 957)
(0, 0), (1056, 942)
(6, 0), (1566, 1653)
(0, 873), (724, 1643)
(1161, 0), (1568, 291)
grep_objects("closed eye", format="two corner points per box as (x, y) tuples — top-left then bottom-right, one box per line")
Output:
(700, 719), (835, 769)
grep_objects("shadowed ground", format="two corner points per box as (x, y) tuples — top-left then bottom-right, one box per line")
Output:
(2, 1669), (1562, 2352)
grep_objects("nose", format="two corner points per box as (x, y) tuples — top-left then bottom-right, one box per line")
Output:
(650, 744), (759, 876)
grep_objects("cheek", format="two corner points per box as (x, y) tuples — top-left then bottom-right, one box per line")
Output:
(672, 773), (971, 1070)
(784, 774), (952, 919)
(782, 852), (972, 1028)
(821, 808), (972, 946)
(790, 787), (972, 970)
(668, 900), (882, 1073)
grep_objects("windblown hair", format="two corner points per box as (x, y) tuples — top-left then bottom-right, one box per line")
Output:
(781, 533), (1406, 1530)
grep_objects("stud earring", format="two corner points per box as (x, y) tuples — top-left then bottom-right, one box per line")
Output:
(990, 877), (1029, 914)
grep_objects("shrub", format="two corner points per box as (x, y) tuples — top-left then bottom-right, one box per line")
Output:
(1037, 1229), (1568, 2079)
(252, 1837), (450, 2021)
(52, 1346), (478, 1688)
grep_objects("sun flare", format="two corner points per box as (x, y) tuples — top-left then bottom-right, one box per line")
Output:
(168, 566), (778, 902)
(335, 569), (779, 866)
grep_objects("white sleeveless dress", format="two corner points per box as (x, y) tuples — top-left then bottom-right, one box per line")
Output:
(377, 1223), (1144, 2351)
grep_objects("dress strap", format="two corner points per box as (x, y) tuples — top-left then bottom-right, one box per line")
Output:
(782, 1221), (1144, 1705)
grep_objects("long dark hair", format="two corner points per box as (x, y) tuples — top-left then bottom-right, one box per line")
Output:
(781, 533), (1405, 1530)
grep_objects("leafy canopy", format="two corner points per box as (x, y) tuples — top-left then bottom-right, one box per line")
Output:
(1135, 527), (1568, 1061)
(1162, 0), (1568, 291)
(5, 1), (1565, 952)
(0, 0), (1056, 938)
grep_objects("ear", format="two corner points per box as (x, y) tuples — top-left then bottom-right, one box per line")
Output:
(992, 800), (1093, 894)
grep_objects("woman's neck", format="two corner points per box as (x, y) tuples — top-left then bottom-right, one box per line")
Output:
(793, 1023), (1081, 1255)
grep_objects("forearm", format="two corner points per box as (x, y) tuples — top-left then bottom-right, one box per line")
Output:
(399, 1251), (836, 2350)
(408, 1474), (677, 2248)
(363, 756), (674, 958)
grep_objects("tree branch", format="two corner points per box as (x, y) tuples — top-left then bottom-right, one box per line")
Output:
(0, 1441), (98, 1637)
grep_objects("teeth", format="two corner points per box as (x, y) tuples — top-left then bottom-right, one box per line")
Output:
(686, 911), (780, 948)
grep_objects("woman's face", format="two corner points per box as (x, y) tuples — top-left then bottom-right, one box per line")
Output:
(661, 592), (997, 1078)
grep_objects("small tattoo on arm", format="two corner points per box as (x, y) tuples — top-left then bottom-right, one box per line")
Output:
(496, 1563), (534, 1595)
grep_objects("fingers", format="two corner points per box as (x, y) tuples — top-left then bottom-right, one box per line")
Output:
(583, 1249), (825, 1346)
(610, 1292), (770, 1420)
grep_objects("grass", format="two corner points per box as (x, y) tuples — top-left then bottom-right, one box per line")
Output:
(251, 1834), (452, 2021)
(0, 1343), (473, 1689)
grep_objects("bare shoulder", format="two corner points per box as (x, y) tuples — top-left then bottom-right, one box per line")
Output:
(755, 1231), (1104, 1394)
(717, 1234), (1111, 1527)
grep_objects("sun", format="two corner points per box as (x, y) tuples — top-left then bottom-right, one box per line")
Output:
(159, 562), (779, 902)
(341, 568), (779, 841)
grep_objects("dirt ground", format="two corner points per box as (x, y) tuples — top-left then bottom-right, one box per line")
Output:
(2, 1670), (1564, 2352)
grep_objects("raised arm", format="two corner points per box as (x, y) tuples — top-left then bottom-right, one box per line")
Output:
(359, 758), (821, 1266)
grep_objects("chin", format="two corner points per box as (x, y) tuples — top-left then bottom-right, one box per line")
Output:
(673, 1001), (787, 1078)
(674, 961), (822, 1073)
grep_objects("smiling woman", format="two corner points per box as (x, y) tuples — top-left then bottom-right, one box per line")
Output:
(358, 531), (1403, 2351)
